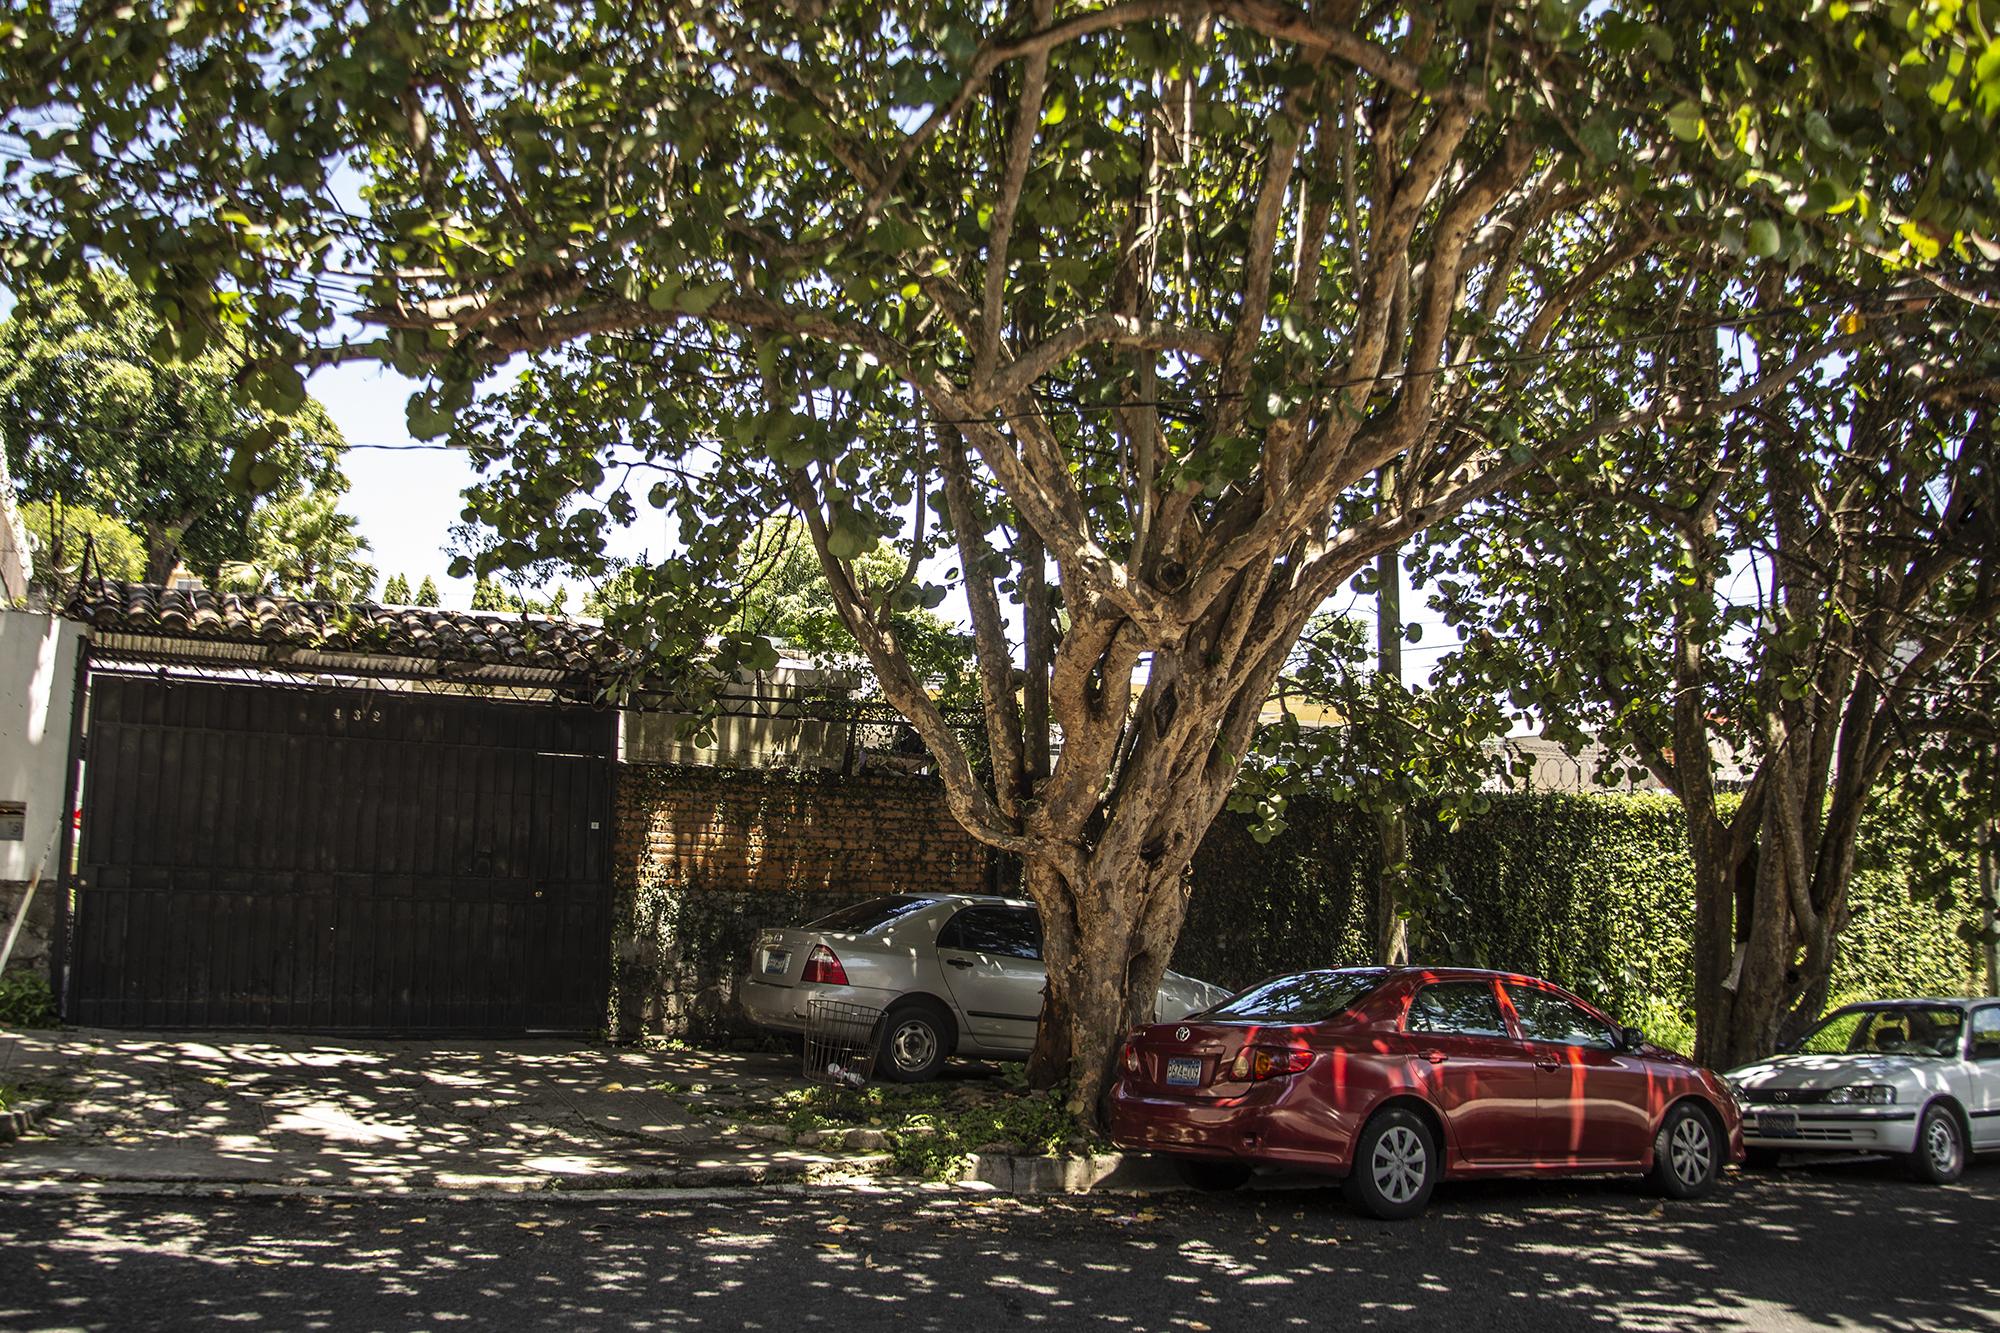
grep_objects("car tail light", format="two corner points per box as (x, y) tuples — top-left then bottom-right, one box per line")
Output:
(1229, 1044), (1314, 1082)
(1122, 1039), (1142, 1074)
(801, 944), (848, 985)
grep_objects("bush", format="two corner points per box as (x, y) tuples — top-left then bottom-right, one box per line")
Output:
(1174, 790), (1979, 1032)
(0, 971), (58, 1029)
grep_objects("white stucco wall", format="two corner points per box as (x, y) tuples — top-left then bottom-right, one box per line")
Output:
(0, 609), (83, 883)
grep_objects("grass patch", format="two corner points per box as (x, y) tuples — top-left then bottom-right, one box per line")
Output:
(0, 1083), (15, 1113)
(755, 1075), (1108, 1182)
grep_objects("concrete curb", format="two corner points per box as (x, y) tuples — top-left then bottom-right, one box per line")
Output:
(0, 1100), (52, 1142)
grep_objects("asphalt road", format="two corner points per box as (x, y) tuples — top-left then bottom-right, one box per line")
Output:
(2, 1156), (1996, 1332)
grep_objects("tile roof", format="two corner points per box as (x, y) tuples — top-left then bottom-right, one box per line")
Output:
(66, 579), (630, 682)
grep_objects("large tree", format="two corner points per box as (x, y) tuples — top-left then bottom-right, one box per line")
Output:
(6, 2), (1995, 1111)
(1415, 280), (2000, 1069)
(0, 272), (352, 582)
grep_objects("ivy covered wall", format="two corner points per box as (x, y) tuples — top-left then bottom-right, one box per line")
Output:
(1174, 792), (1984, 1046)
(608, 766), (1984, 1047)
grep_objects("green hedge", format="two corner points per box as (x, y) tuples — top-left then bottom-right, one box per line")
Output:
(1174, 791), (1982, 1044)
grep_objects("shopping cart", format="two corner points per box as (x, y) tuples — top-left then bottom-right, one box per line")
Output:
(802, 999), (883, 1087)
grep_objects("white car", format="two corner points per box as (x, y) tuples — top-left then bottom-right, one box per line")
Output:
(1725, 997), (2000, 1183)
(738, 893), (1231, 1081)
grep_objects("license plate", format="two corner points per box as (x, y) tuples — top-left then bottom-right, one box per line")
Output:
(1165, 1056), (1203, 1087)
(762, 950), (790, 976)
(1756, 1112), (1799, 1137)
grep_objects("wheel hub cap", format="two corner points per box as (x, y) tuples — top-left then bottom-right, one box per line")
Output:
(1670, 1116), (1713, 1188)
(1927, 1118), (1959, 1172)
(1371, 1126), (1427, 1204)
(892, 1021), (936, 1071)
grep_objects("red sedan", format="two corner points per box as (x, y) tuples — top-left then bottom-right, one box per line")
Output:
(1110, 966), (1743, 1218)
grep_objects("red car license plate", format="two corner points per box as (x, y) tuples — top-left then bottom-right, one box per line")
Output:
(1165, 1056), (1202, 1087)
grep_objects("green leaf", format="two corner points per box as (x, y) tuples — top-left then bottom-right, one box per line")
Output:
(1665, 99), (1704, 142)
(676, 283), (726, 315)
(1747, 219), (1783, 257)
(826, 514), (871, 561)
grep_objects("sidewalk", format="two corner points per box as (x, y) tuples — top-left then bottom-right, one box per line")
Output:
(0, 1028), (897, 1193)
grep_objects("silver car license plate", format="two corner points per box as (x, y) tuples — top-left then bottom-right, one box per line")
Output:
(1165, 1056), (1202, 1087)
(1756, 1111), (1799, 1137)
(763, 950), (790, 976)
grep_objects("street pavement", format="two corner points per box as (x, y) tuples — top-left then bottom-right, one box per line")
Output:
(3, 1157), (1997, 1331)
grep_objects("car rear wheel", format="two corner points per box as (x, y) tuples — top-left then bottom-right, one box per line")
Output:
(1343, 1107), (1438, 1220)
(878, 1000), (953, 1083)
(1648, 1102), (1721, 1199)
(1906, 1103), (1966, 1185)
(1174, 1158), (1253, 1192)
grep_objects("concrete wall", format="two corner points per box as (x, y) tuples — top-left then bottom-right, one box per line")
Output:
(0, 610), (82, 977)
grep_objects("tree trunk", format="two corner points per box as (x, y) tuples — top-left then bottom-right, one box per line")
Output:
(142, 521), (178, 585)
(1023, 814), (1208, 1121)
(1374, 807), (1410, 965)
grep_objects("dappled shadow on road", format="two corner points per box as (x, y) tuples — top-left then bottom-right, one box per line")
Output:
(0, 1029), (887, 1190)
(2, 1161), (1997, 1331)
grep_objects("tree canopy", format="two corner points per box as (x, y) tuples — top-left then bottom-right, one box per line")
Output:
(1414, 274), (1999, 1063)
(6, 0), (1997, 1107)
(0, 270), (359, 584)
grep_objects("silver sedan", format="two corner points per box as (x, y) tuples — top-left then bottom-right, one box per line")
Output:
(1726, 997), (2000, 1183)
(738, 893), (1231, 1081)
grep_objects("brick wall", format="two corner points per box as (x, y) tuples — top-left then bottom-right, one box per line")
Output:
(609, 763), (990, 1040)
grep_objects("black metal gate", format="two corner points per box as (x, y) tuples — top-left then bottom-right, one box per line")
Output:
(65, 672), (616, 1032)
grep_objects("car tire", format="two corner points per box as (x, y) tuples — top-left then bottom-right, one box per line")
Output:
(1905, 1103), (1966, 1185)
(1649, 1102), (1722, 1199)
(1342, 1107), (1439, 1220)
(1743, 1147), (1783, 1170)
(878, 999), (953, 1083)
(1174, 1158), (1253, 1192)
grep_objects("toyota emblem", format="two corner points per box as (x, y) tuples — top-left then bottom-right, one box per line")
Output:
(1175, 1026), (1191, 1042)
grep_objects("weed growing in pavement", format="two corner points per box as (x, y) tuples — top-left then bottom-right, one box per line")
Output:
(0, 972), (58, 1028)
(647, 1067), (1112, 1180)
(0, 1082), (16, 1112)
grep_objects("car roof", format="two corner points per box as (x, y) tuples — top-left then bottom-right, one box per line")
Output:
(1836, 997), (1998, 1011)
(880, 892), (1032, 910)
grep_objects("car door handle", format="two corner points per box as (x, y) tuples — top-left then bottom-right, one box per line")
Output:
(1421, 1049), (1448, 1064)
(945, 958), (974, 969)
(1534, 1056), (1561, 1071)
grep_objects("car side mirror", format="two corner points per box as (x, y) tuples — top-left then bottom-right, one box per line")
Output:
(1619, 1026), (1646, 1052)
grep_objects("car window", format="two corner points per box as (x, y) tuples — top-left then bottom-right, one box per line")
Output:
(1407, 981), (1508, 1038)
(1507, 986), (1617, 1050)
(806, 895), (937, 934)
(1973, 1008), (2000, 1061)
(1793, 1006), (1965, 1058)
(936, 907), (1042, 960)
(1205, 970), (1384, 1024)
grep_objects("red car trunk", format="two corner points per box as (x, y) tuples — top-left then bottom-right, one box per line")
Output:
(1125, 1021), (1330, 1098)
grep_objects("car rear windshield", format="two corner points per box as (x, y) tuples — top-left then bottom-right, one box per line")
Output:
(805, 895), (937, 935)
(1205, 970), (1384, 1024)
